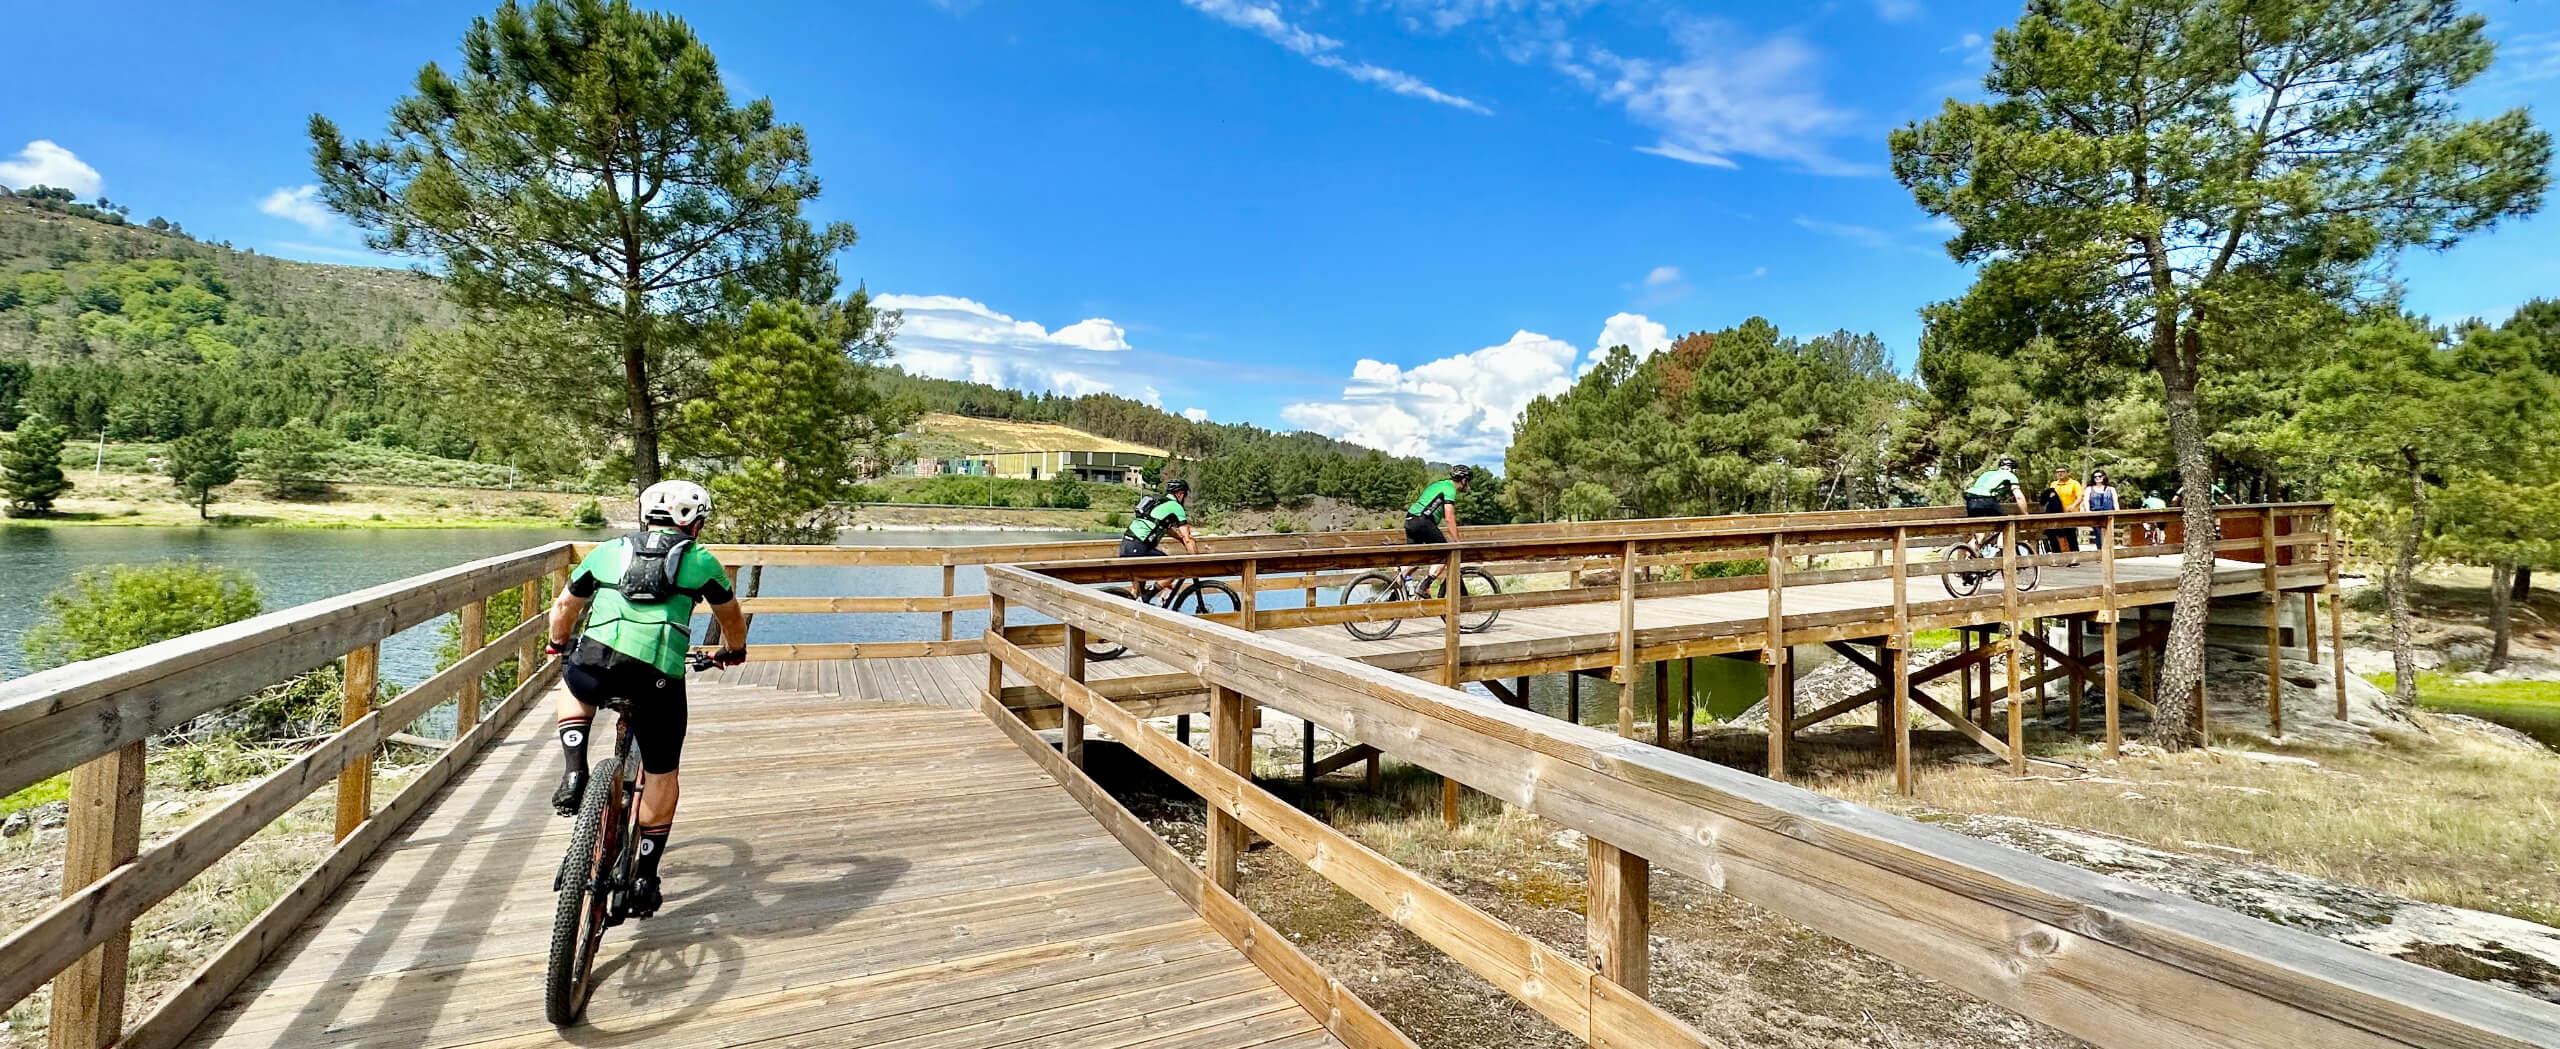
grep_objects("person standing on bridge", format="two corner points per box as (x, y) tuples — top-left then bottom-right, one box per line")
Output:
(543, 480), (747, 920)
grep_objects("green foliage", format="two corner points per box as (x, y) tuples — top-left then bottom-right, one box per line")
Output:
(243, 418), (340, 499)
(1508, 322), (1909, 520)
(679, 300), (911, 542)
(0, 359), (26, 430)
(569, 497), (606, 527)
(1045, 474), (1092, 510)
(23, 560), (263, 670)
(2, 413), (71, 515)
(166, 430), (242, 519)
(311, 0), (858, 486)
(1558, 481), (1616, 522)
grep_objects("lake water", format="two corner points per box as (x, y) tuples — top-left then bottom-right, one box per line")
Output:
(0, 525), (1105, 685)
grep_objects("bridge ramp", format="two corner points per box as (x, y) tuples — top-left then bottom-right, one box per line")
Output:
(179, 681), (1341, 1049)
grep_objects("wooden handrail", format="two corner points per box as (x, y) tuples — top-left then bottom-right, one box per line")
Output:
(0, 548), (570, 1049)
(982, 554), (2557, 1049)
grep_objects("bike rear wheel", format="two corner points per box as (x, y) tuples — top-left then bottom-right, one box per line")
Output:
(1939, 543), (1982, 598)
(1081, 586), (1135, 661)
(1340, 572), (1406, 641)
(545, 754), (622, 1025)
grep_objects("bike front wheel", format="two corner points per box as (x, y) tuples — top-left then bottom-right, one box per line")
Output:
(1340, 572), (1406, 641)
(1449, 568), (1503, 633)
(1173, 579), (1243, 619)
(2010, 542), (2041, 592)
(545, 755), (622, 1026)
(1081, 586), (1135, 662)
(1939, 543), (1982, 599)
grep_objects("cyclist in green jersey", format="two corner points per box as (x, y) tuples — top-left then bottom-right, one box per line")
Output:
(1404, 467), (1473, 586)
(1118, 479), (1202, 559)
(542, 480), (746, 919)
(1962, 456), (2030, 519)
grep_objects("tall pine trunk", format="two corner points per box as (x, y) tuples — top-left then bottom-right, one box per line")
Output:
(622, 323), (660, 489)
(2488, 560), (2515, 671)
(2147, 318), (2213, 749)
(2388, 449), (2427, 705)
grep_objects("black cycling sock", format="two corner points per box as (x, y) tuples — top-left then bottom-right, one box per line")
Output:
(634, 822), (672, 880)
(557, 716), (591, 771)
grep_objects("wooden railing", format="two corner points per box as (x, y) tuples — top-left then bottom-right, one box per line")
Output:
(978, 533), (2560, 1049)
(0, 543), (578, 1049)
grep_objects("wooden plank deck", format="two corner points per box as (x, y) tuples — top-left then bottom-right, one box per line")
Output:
(179, 681), (1344, 1049)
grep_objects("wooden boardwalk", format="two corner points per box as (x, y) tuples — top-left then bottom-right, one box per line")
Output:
(179, 680), (1344, 1049)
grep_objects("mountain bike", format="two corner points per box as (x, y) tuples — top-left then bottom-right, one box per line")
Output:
(1938, 534), (2041, 598)
(1081, 576), (1245, 661)
(545, 650), (717, 1026)
(1338, 565), (1502, 641)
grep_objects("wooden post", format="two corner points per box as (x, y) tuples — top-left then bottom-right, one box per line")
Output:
(2303, 591), (2320, 664)
(1303, 571), (1317, 613)
(1176, 715), (1191, 748)
(941, 562), (957, 641)
(2103, 614), (2123, 760)
(1766, 531), (1788, 781)
(2263, 508), (2283, 739)
(1441, 546), (1464, 826)
(1652, 660), (1669, 744)
(47, 742), (143, 1049)
(2066, 620), (2084, 734)
(986, 595), (1006, 701)
(1891, 527), (1912, 794)
(333, 644), (379, 841)
(1616, 541), (1639, 738)
(456, 597), (487, 735)
(1586, 840), (1650, 996)
(2140, 605), (2159, 709)
(1206, 684), (1251, 893)
(1240, 559), (1259, 632)
(1064, 626), (1088, 768)
(1567, 671), (1580, 725)
(1301, 719), (1316, 783)
(517, 577), (544, 688)
(2328, 512), (2349, 719)
(1677, 658), (1695, 746)
(2001, 520), (2023, 775)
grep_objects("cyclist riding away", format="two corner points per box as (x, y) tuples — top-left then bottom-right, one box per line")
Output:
(1120, 479), (1202, 559)
(1405, 465), (1472, 584)
(1963, 456), (2031, 549)
(544, 480), (746, 920)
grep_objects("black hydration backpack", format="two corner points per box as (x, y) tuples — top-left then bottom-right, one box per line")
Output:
(1128, 495), (1172, 542)
(612, 529), (694, 603)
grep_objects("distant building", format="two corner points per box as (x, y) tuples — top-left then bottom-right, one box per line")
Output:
(973, 450), (1150, 485)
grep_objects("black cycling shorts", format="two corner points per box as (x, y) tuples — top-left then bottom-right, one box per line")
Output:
(1404, 514), (1447, 545)
(1118, 537), (1167, 558)
(563, 650), (688, 776)
(1963, 494), (2005, 518)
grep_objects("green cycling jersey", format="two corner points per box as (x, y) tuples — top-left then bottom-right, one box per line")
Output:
(567, 531), (735, 677)
(1123, 495), (1189, 545)
(1965, 468), (2021, 499)
(1409, 478), (1460, 518)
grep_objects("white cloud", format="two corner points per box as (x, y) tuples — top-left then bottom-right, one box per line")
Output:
(1916, 216), (1960, 234)
(258, 185), (338, 233)
(1138, 385), (1163, 407)
(1643, 265), (1682, 287)
(1742, 265), (1768, 279)
(1282, 313), (1673, 462)
(878, 294), (1145, 399)
(1179, 0), (1491, 114)
(1794, 215), (1933, 255)
(1595, 24), (1874, 176)
(1183, 407), (1211, 423)
(1874, 0), (1922, 23)
(0, 140), (102, 197)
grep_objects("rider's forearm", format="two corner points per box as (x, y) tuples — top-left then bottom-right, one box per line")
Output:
(713, 602), (748, 650)
(547, 594), (588, 645)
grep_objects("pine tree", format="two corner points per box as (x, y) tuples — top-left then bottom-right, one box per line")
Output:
(167, 430), (243, 520)
(1, 413), (71, 516)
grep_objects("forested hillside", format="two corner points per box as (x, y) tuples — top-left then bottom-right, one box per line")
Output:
(0, 193), (466, 452)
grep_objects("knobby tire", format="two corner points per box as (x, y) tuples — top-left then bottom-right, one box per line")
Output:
(1341, 572), (1406, 641)
(544, 754), (621, 1025)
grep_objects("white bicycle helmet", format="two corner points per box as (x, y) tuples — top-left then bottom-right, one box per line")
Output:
(637, 479), (713, 528)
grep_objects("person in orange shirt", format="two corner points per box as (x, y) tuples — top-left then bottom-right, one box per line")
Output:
(2044, 466), (2085, 559)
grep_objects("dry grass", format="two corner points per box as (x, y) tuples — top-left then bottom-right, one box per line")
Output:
(913, 412), (1166, 456)
(0, 755), (429, 1049)
(1809, 719), (2560, 927)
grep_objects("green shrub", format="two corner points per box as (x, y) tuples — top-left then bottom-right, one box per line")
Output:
(23, 560), (262, 670)
(569, 498), (607, 527)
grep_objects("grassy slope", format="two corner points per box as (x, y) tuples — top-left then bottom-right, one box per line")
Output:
(912, 412), (1167, 456)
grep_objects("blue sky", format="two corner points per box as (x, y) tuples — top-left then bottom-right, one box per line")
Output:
(6, 0), (2559, 465)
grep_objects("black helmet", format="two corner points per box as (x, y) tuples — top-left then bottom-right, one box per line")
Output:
(1165, 479), (1189, 495)
(1450, 465), (1475, 482)
(1998, 455), (2018, 469)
